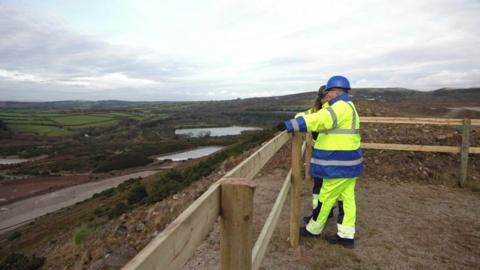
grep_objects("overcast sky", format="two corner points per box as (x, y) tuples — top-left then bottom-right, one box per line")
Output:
(1, 0), (479, 101)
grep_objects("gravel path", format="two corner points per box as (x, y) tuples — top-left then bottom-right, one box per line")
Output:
(0, 170), (158, 233)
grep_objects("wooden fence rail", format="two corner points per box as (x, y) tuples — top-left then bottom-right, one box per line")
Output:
(361, 117), (479, 187)
(252, 170), (291, 270)
(123, 116), (479, 270)
(122, 131), (290, 270)
(362, 116), (480, 126)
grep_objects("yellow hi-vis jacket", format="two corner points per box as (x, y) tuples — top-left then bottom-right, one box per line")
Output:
(295, 108), (319, 141)
(285, 94), (363, 178)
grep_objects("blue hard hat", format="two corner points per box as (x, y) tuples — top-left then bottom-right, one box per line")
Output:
(326, 75), (351, 91)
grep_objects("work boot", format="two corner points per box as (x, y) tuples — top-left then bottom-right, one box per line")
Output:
(299, 227), (320, 238)
(325, 234), (354, 249)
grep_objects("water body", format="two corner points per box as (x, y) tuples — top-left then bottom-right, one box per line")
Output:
(175, 126), (262, 137)
(0, 155), (47, 165)
(0, 158), (29, 165)
(157, 146), (224, 161)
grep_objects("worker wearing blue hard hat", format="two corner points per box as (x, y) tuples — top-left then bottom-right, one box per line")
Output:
(284, 75), (362, 249)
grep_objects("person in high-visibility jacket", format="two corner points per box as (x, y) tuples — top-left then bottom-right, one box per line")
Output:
(294, 86), (342, 223)
(285, 75), (363, 249)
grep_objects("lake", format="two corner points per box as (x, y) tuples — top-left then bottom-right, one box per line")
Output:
(0, 155), (47, 165)
(175, 126), (262, 137)
(0, 158), (29, 165)
(157, 146), (224, 161)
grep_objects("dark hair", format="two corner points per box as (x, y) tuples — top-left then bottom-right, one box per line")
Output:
(312, 96), (321, 112)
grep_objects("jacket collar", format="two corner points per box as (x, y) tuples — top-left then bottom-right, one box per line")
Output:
(328, 93), (350, 106)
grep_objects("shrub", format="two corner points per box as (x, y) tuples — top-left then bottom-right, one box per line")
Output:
(93, 206), (110, 217)
(107, 202), (127, 218)
(118, 178), (137, 192)
(73, 224), (91, 245)
(164, 170), (183, 182)
(8, 231), (21, 241)
(148, 177), (182, 203)
(93, 152), (152, 173)
(92, 187), (116, 199)
(0, 253), (45, 270)
(127, 182), (148, 205)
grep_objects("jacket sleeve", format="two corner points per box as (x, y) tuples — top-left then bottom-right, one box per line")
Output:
(294, 112), (305, 118)
(294, 108), (313, 118)
(285, 107), (335, 133)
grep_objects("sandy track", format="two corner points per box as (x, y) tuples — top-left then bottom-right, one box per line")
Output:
(0, 170), (157, 233)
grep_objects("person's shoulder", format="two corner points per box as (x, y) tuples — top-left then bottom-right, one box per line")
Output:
(331, 100), (349, 108)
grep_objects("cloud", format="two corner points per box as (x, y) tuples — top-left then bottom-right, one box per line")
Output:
(414, 69), (480, 89)
(0, 0), (479, 101)
(0, 69), (46, 83)
(0, 5), (190, 80)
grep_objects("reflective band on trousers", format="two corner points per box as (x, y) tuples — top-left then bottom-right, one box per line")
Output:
(337, 223), (355, 239)
(337, 223), (355, 234)
(337, 232), (354, 239)
(312, 194), (319, 208)
(290, 119), (300, 132)
(306, 219), (324, 235)
(311, 157), (363, 166)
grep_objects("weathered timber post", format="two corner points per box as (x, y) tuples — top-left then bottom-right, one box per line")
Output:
(305, 133), (313, 183)
(460, 119), (471, 187)
(290, 133), (303, 248)
(221, 178), (256, 270)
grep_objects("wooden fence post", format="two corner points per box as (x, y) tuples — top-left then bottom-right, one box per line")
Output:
(221, 178), (256, 270)
(305, 133), (313, 183)
(289, 133), (303, 248)
(460, 119), (471, 187)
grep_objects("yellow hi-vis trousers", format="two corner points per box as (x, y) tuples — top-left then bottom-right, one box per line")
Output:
(312, 177), (343, 209)
(306, 177), (356, 239)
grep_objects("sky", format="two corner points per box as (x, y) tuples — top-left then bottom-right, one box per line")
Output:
(0, 0), (479, 101)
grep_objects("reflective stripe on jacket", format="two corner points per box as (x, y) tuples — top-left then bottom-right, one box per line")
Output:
(285, 94), (363, 178)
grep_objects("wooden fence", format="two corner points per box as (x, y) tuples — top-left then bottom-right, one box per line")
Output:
(361, 117), (479, 187)
(123, 117), (479, 270)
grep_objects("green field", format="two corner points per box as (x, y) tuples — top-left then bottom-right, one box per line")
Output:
(69, 119), (120, 129)
(9, 124), (67, 136)
(0, 110), (158, 136)
(51, 115), (115, 126)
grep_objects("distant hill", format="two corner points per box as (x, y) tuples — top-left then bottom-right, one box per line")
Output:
(249, 87), (480, 105)
(0, 87), (478, 109)
(0, 100), (183, 110)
